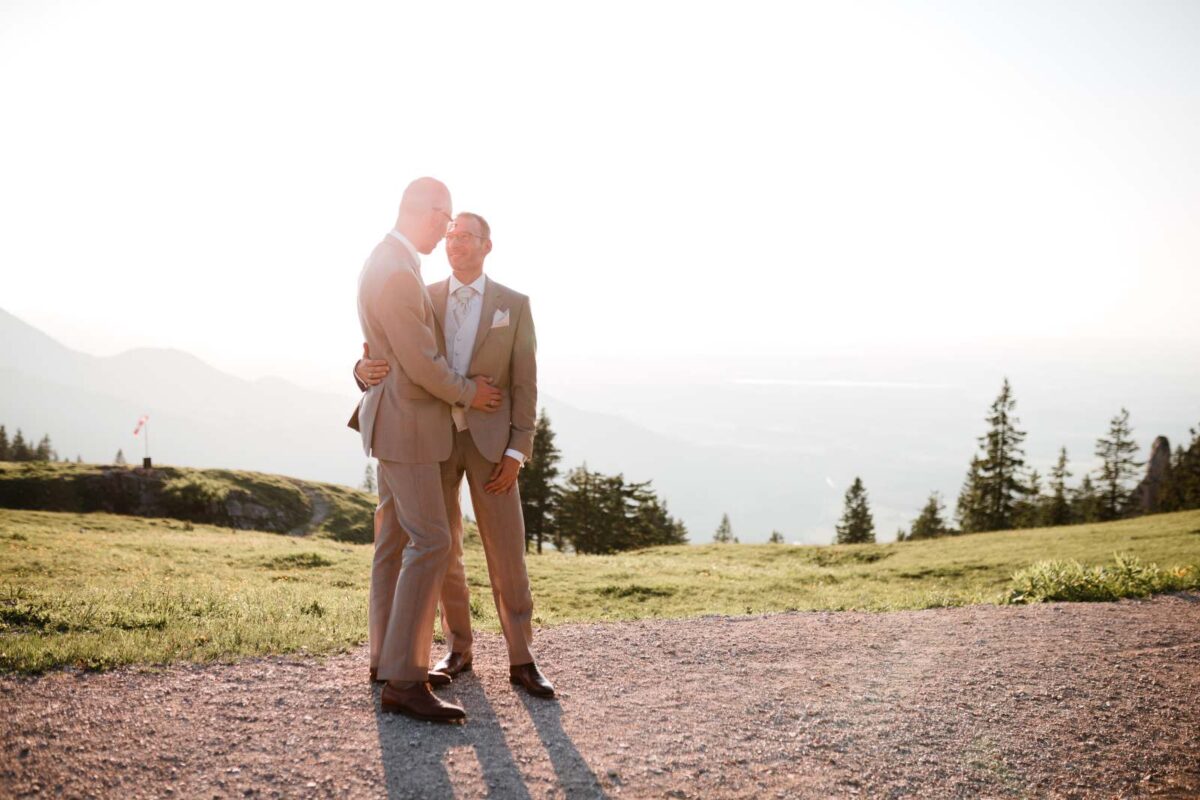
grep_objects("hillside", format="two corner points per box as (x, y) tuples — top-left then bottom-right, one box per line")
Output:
(0, 461), (374, 542)
(2, 506), (1198, 673)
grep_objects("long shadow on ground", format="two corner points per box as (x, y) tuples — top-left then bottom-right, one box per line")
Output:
(376, 674), (606, 799)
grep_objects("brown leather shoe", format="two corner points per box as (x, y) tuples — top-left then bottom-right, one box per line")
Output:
(509, 662), (555, 698)
(371, 667), (450, 686)
(433, 651), (473, 677)
(381, 682), (466, 723)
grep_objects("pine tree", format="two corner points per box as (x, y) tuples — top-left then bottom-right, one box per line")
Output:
(1161, 424), (1200, 511)
(75, 454), (83, 464)
(835, 477), (875, 544)
(519, 410), (562, 554)
(1071, 474), (1101, 523)
(713, 513), (734, 543)
(768, 530), (785, 544)
(1013, 469), (1043, 529)
(630, 492), (688, 548)
(909, 492), (949, 540)
(361, 463), (377, 493)
(11, 429), (31, 461)
(1094, 408), (1141, 521)
(0, 425), (9, 461)
(974, 379), (1028, 531)
(114, 448), (127, 466)
(34, 435), (52, 462)
(553, 465), (683, 554)
(956, 456), (986, 534)
(1043, 447), (1072, 527)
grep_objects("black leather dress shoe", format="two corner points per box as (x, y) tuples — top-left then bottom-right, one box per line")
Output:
(510, 662), (555, 698)
(433, 651), (474, 677)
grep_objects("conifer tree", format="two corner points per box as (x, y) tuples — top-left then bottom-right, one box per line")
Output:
(713, 513), (734, 543)
(553, 465), (683, 554)
(631, 492), (688, 548)
(1043, 447), (1073, 526)
(1071, 474), (1101, 523)
(75, 454), (83, 464)
(361, 463), (377, 493)
(519, 410), (562, 554)
(552, 464), (595, 553)
(114, 448), (127, 466)
(956, 456), (986, 533)
(835, 477), (875, 544)
(11, 429), (31, 461)
(0, 425), (9, 461)
(975, 379), (1028, 531)
(1013, 469), (1043, 529)
(35, 435), (52, 462)
(909, 492), (949, 540)
(1094, 408), (1141, 521)
(1161, 424), (1200, 511)
(768, 530), (785, 544)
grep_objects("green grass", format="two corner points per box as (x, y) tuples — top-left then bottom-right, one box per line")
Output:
(0, 461), (375, 541)
(1, 508), (1198, 674)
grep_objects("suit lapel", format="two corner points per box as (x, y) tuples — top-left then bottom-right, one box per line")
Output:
(470, 279), (502, 362)
(428, 279), (449, 336)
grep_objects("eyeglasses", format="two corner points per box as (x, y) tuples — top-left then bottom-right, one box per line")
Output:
(433, 208), (453, 225)
(445, 232), (487, 245)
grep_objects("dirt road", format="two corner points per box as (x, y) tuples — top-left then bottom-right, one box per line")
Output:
(3, 594), (1198, 799)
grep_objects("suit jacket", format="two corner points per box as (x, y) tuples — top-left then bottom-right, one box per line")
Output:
(349, 235), (477, 464)
(427, 276), (537, 463)
(354, 274), (538, 465)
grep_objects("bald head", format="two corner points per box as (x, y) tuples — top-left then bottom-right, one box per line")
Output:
(396, 177), (452, 255)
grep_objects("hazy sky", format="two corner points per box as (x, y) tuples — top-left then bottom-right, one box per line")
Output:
(2, 0), (1198, 393)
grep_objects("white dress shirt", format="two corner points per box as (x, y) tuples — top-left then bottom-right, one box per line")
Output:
(443, 273), (525, 465)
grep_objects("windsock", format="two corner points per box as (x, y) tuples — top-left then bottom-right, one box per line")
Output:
(133, 415), (149, 436)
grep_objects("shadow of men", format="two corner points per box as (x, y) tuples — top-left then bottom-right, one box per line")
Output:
(375, 674), (531, 800)
(374, 674), (610, 800)
(517, 692), (609, 799)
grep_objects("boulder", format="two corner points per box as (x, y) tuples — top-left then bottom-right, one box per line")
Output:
(1134, 436), (1172, 513)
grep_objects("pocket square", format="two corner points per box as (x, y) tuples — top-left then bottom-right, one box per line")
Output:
(491, 308), (510, 328)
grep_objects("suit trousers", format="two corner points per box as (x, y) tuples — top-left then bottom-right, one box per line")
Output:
(438, 429), (535, 665)
(370, 459), (452, 683)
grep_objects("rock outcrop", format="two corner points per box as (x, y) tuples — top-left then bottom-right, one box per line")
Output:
(1134, 436), (1172, 514)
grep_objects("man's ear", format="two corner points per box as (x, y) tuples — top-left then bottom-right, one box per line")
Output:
(483, 239), (493, 256)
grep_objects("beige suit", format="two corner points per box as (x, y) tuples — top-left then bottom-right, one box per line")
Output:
(427, 277), (538, 665)
(351, 233), (478, 683)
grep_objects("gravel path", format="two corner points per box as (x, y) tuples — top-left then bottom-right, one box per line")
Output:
(3, 595), (1199, 799)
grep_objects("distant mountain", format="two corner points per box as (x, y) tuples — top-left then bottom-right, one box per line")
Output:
(0, 308), (776, 542)
(6, 308), (1197, 544)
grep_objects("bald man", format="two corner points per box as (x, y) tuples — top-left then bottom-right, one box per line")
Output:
(355, 211), (554, 699)
(350, 178), (503, 723)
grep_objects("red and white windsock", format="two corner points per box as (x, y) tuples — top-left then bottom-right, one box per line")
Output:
(133, 415), (149, 436)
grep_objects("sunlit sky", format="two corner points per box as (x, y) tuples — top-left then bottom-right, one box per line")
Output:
(3, 0), (1198, 393)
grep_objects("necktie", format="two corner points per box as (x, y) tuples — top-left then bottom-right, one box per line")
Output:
(451, 285), (475, 329)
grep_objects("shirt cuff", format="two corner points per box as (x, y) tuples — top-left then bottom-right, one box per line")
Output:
(503, 448), (526, 466)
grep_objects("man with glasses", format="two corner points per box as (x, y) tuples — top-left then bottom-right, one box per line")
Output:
(355, 210), (555, 703)
(350, 179), (504, 723)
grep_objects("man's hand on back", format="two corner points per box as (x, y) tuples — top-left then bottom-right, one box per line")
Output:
(356, 343), (391, 387)
(357, 343), (500, 412)
(470, 376), (502, 412)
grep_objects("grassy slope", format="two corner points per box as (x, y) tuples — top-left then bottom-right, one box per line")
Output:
(0, 461), (375, 542)
(1, 508), (1198, 673)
